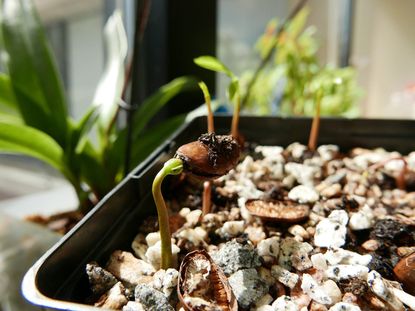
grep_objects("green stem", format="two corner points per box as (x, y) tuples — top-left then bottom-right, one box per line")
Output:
(231, 92), (240, 138)
(152, 158), (183, 269)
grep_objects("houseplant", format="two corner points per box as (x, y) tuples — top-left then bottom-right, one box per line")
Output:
(0, 0), (197, 222)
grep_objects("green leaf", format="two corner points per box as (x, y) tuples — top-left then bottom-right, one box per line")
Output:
(1, 0), (68, 146)
(0, 121), (74, 183)
(132, 76), (197, 137)
(92, 10), (127, 138)
(227, 78), (240, 101)
(194, 56), (235, 78)
(0, 73), (19, 115)
(76, 140), (111, 198)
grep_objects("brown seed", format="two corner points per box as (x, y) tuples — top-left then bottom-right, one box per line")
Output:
(393, 252), (415, 295)
(175, 133), (240, 180)
(178, 250), (237, 311)
(245, 199), (310, 223)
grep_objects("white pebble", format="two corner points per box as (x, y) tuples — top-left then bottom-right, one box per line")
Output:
(285, 163), (320, 186)
(311, 253), (328, 271)
(271, 265), (299, 289)
(367, 271), (404, 311)
(325, 265), (368, 281)
(314, 210), (348, 248)
(179, 207), (191, 217)
(257, 237), (280, 259)
(288, 225), (310, 240)
(272, 295), (299, 311)
(151, 268), (178, 298)
(328, 302), (361, 311)
(301, 273), (332, 305)
(349, 205), (375, 230)
(324, 248), (372, 266)
(145, 232), (160, 247)
(322, 280), (342, 305)
(185, 209), (202, 227)
(217, 220), (245, 237)
(317, 145), (339, 162)
(288, 185), (319, 204)
(278, 238), (313, 270)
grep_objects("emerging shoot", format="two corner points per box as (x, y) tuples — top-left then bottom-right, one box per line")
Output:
(152, 158), (184, 269)
(198, 81), (215, 215)
(308, 91), (322, 152)
(199, 81), (214, 134)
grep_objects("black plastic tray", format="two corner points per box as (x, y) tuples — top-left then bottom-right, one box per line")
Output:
(22, 116), (415, 310)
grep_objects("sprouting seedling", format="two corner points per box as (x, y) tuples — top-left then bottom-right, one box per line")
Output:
(153, 134), (240, 269)
(308, 75), (344, 151)
(194, 56), (242, 141)
(198, 81), (214, 216)
(199, 81), (214, 134)
(307, 90), (322, 152)
(152, 158), (184, 269)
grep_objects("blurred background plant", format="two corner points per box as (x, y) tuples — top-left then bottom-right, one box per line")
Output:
(237, 8), (362, 116)
(0, 0), (196, 214)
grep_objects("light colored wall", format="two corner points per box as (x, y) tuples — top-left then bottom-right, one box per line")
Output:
(351, 0), (415, 118)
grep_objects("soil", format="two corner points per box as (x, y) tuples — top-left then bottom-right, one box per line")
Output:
(85, 142), (415, 310)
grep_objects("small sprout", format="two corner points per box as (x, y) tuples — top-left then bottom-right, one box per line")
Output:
(198, 81), (214, 215)
(308, 90), (322, 152)
(152, 158), (184, 269)
(178, 250), (238, 311)
(175, 133), (240, 181)
(245, 199), (310, 223)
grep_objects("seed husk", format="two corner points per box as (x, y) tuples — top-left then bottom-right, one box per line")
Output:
(178, 250), (237, 311)
(245, 199), (310, 223)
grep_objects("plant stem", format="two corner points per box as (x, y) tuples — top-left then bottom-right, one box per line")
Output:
(202, 181), (212, 216)
(198, 81), (214, 133)
(198, 81), (214, 215)
(152, 158), (183, 269)
(231, 92), (241, 139)
(240, 0), (309, 109)
(308, 92), (321, 152)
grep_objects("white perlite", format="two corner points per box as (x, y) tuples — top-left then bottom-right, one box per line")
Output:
(325, 265), (368, 281)
(349, 205), (375, 230)
(314, 210), (348, 248)
(367, 271), (404, 311)
(185, 209), (202, 227)
(145, 232), (161, 247)
(317, 145), (339, 162)
(324, 248), (372, 266)
(177, 227), (207, 247)
(257, 237), (280, 259)
(328, 302), (361, 311)
(285, 162), (320, 186)
(311, 253), (328, 271)
(255, 145), (284, 159)
(217, 220), (245, 238)
(151, 268), (178, 298)
(278, 238), (313, 270)
(272, 295), (299, 311)
(288, 185), (319, 204)
(301, 274), (332, 305)
(271, 265), (299, 289)
(145, 241), (180, 269)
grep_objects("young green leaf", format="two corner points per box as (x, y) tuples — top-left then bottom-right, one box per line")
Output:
(1, 0), (69, 147)
(227, 78), (240, 101)
(194, 56), (235, 78)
